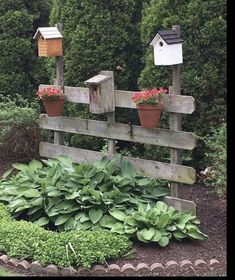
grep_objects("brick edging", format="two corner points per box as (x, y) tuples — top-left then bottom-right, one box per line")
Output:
(0, 253), (221, 276)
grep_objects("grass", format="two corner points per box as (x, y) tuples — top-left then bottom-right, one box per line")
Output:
(0, 266), (19, 276)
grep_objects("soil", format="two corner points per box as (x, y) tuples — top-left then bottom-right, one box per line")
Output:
(0, 159), (227, 277)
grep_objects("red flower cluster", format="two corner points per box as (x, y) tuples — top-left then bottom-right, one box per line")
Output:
(131, 88), (168, 105)
(36, 86), (64, 101)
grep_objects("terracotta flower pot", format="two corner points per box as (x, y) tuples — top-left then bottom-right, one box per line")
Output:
(42, 96), (65, 117)
(137, 103), (163, 128)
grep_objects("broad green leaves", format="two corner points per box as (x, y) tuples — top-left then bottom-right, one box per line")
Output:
(0, 155), (207, 247)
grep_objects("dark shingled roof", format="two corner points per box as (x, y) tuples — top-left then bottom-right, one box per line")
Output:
(157, 29), (183, 44)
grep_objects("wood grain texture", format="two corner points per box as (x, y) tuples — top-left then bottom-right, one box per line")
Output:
(39, 142), (196, 184)
(39, 85), (195, 114)
(162, 196), (197, 214)
(39, 114), (196, 150)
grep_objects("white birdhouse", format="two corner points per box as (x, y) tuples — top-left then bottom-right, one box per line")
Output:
(150, 29), (183, 65)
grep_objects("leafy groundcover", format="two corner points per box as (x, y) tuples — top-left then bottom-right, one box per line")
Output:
(0, 155), (207, 268)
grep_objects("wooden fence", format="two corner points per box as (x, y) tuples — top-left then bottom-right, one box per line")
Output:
(38, 72), (197, 214)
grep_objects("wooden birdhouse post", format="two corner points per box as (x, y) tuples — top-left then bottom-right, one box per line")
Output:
(85, 71), (115, 114)
(33, 27), (63, 57)
(150, 28), (183, 65)
(150, 25), (184, 198)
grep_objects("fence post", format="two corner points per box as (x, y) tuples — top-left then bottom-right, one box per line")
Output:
(100, 71), (116, 155)
(170, 25), (182, 197)
(54, 22), (64, 145)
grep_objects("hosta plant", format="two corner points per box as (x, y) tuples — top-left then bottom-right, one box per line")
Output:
(0, 155), (169, 232)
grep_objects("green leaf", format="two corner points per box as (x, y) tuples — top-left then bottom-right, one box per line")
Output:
(80, 221), (93, 230)
(124, 226), (137, 234)
(173, 231), (187, 240)
(155, 201), (168, 212)
(33, 217), (50, 227)
(158, 236), (169, 247)
(12, 163), (29, 171)
(137, 178), (152, 186)
(29, 160), (43, 171)
(110, 223), (125, 234)
(27, 206), (41, 215)
(2, 167), (14, 179)
(80, 213), (90, 223)
(109, 210), (126, 221)
(141, 228), (156, 240)
(136, 231), (150, 243)
(55, 215), (70, 226)
(89, 208), (103, 224)
(156, 213), (170, 228)
(99, 215), (117, 228)
(47, 191), (61, 197)
(89, 189), (101, 201)
(187, 228), (207, 240)
(64, 217), (76, 230)
(120, 158), (136, 178)
(22, 189), (39, 198)
(31, 197), (43, 206)
(151, 229), (162, 241)
(8, 198), (27, 209)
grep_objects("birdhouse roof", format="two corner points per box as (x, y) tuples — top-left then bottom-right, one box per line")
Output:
(150, 29), (183, 45)
(84, 74), (111, 86)
(33, 27), (63, 40)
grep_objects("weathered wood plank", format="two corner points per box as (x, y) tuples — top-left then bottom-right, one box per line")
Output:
(100, 71), (116, 154)
(54, 23), (64, 145)
(39, 85), (195, 114)
(39, 115), (196, 150)
(39, 142), (196, 184)
(162, 196), (197, 215)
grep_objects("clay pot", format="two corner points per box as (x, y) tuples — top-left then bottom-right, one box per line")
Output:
(137, 103), (163, 128)
(42, 96), (65, 117)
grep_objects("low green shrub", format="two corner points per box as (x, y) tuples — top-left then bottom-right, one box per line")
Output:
(0, 95), (38, 144)
(0, 204), (132, 268)
(200, 123), (226, 195)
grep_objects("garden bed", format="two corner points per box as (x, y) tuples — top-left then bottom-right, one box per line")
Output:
(0, 160), (226, 276)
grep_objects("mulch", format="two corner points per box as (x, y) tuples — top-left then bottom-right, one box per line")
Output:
(0, 158), (227, 277)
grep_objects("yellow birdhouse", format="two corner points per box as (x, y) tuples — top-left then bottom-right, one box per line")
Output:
(33, 27), (63, 57)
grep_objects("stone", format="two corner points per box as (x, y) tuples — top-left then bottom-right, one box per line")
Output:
(107, 264), (122, 276)
(7, 258), (20, 267)
(45, 264), (59, 275)
(60, 266), (77, 276)
(150, 262), (165, 275)
(30, 261), (45, 274)
(136, 263), (151, 276)
(0, 255), (9, 265)
(17, 260), (30, 270)
(121, 263), (136, 276)
(92, 265), (107, 276)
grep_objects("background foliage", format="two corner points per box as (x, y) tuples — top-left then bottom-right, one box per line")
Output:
(0, 0), (51, 99)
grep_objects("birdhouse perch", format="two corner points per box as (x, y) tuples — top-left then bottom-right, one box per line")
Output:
(33, 27), (63, 57)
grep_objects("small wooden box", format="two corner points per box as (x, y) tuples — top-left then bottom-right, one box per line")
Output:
(33, 27), (63, 57)
(85, 73), (115, 114)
